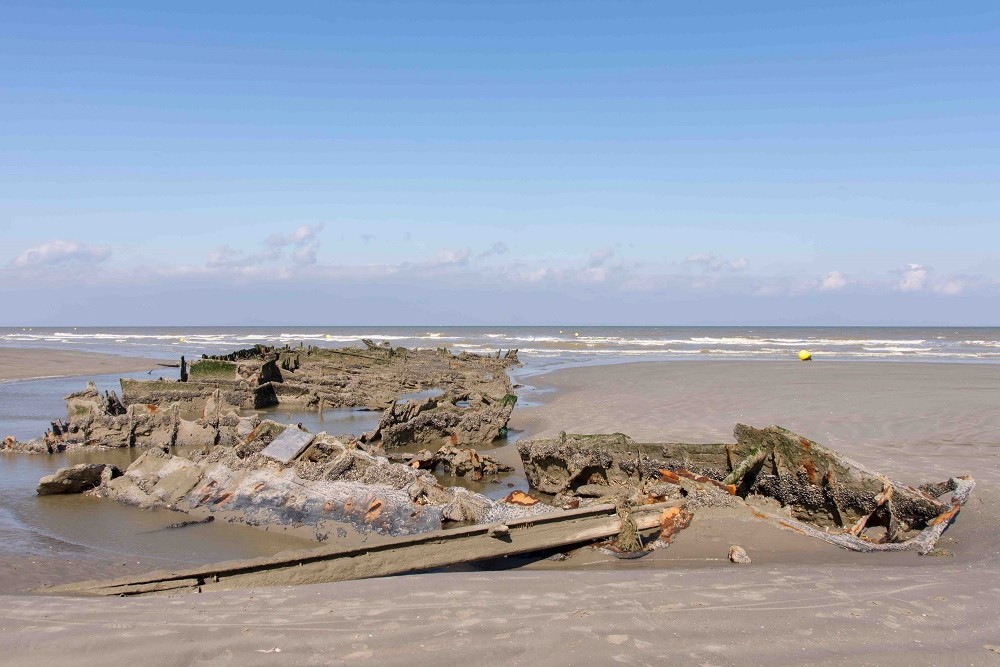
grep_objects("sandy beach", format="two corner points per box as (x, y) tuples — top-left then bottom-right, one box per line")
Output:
(0, 349), (171, 382)
(2, 359), (999, 665)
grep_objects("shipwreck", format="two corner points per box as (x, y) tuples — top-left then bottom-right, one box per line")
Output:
(0, 344), (975, 596)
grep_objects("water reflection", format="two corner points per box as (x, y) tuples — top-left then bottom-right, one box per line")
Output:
(0, 447), (314, 572)
(243, 405), (383, 437)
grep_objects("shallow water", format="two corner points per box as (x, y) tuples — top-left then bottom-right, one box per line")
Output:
(397, 387), (444, 402)
(0, 369), (179, 442)
(0, 449), (314, 572)
(0, 370), (319, 578)
(241, 388), (446, 438)
(243, 405), (384, 438)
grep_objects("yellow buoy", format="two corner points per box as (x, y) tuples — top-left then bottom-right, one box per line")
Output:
(574, 332), (580, 337)
(798, 350), (812, 361)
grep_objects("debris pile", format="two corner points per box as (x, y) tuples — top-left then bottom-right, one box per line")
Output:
(389, 445), (513, 480)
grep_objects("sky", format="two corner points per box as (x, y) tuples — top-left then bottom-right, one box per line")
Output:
(1, 1), (998, 326)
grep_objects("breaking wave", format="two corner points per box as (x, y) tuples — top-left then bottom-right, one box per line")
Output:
(3, 326), (999, 371)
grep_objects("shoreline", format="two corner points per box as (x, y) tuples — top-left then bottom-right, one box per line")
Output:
(0, 348), (172, 383)
(510, 353), (1000, 382)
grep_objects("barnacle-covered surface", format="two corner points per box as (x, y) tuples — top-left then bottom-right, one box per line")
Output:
(518, 424), (974, 553)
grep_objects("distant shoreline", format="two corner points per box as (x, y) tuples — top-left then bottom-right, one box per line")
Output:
(0, 349), (170, 382)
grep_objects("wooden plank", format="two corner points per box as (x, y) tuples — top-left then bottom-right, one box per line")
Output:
(46, 501), (682, 597)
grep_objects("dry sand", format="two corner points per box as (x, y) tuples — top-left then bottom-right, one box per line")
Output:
(2, 360), (999, 666)
(0, 348), (170, 382)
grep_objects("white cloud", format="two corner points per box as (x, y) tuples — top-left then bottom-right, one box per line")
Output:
(819, 270), (848, 291)
(684, 252), (715, 265)
(205, 244), (281, 270)
(266, 224), (322, 248)
(11, 240), (112, 268)
(891, 263), (972, 296)
(479, 241), (509, 259)
(266, 224), (323, 265)
(577, 247), (628, 284)
(933, 279), (966, 295)
(203, 224), (324, 272)
(897, 263), (928, 292)
(588, 247), (616, 267)
(516, 267), (553, 283)
(684, 253), (748, 272)
(423, 247), (471, 268)
(581, 266), (608, 283)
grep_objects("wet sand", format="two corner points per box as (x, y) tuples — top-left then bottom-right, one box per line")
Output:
(0, 348), (170, 382)
(3, 360), (1000, 665)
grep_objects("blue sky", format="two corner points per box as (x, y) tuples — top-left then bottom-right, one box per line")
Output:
(1, 1), (998, 325)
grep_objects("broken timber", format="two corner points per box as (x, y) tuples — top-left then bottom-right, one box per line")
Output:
(518, 425), (975, 555)
(45, 501), (683, 597)
(759, 475), (975, 555)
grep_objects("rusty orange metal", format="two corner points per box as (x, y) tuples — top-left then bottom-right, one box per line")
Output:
(364, 499), (384, 523)
(658, 469), (680, 484)
(503, 490), (540, 506)
(656, 506), (693, 546)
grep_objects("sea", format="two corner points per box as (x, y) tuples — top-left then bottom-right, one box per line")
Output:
(3, 325), (1000, 376)
(1, 325), (999, 588)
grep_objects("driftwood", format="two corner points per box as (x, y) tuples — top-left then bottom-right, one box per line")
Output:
(45, 501), (684, 597)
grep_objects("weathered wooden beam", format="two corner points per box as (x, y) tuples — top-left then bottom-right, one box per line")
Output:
(847, 478), (892, 537)
(722, 447), (768, 487)
(763, 476), (974, 555)
(45, 501), (683, 597)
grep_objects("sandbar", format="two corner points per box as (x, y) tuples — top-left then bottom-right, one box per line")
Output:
(0, 348), (171, 382)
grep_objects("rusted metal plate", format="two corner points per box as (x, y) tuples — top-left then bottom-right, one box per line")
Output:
(261, 428), (315, 463)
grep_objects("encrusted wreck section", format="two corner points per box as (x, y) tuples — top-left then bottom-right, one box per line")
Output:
(362, 391), (517, 450)
(518, 424), (974, 554)
(6, 343), (529, 542)
(91, 422), (549, 539)
(4, 343), (520, 454)
(6, 381), (262, 454)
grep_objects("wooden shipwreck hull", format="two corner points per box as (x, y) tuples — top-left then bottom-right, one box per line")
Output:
(517, 424), (974, 554)
(46, 424), (973, 597)
(45, 501), (682, 597)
